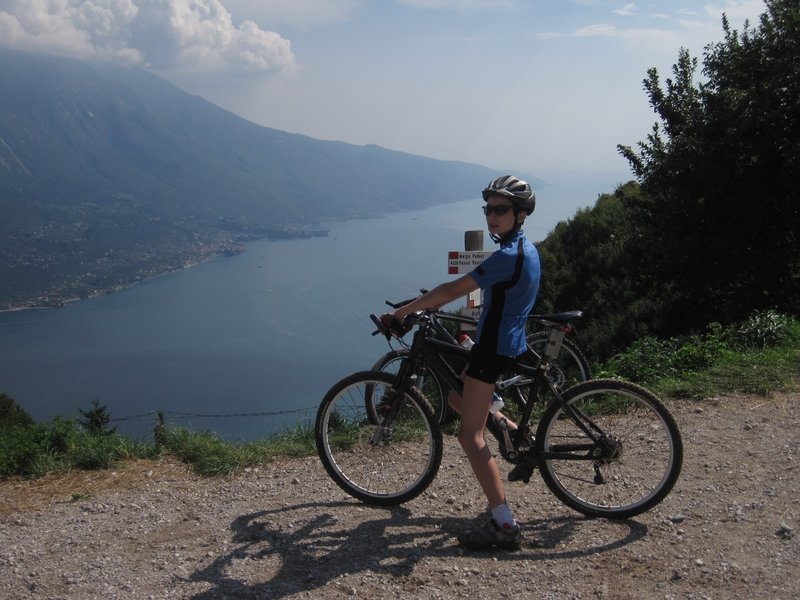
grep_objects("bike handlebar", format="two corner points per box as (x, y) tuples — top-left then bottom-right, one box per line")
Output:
(384, 289), (430, 310)
(370, 312), (414, 340)
(373, 297), (584, 339)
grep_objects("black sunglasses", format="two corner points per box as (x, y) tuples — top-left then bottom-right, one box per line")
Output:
(482, 204), (513, 216)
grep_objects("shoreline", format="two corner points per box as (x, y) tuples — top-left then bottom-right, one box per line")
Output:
(0, 226), (341, 314)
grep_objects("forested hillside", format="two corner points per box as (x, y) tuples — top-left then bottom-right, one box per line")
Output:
(536, 0), (799, 359)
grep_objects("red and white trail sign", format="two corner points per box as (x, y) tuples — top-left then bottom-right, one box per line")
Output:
(447, 251), (491, 274)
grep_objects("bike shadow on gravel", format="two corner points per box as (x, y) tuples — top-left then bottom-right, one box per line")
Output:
(187, 500), (648, 599)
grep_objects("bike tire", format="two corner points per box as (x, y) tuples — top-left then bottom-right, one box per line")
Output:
(526, 331), (592, 390)
(369, 350), (450, 425)
(316, 370), (443, 506)
(535, 378), (683, 519)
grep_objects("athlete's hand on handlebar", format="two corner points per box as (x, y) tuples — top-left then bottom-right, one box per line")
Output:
(370, 312), (413, 339)
(381, 313), (413, 337)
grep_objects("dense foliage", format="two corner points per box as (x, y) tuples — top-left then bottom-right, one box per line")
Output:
(538, 0), (799, 359)
(536, 182), (649, 358)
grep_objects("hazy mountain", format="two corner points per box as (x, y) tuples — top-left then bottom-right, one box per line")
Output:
(0, 49), (530, 308)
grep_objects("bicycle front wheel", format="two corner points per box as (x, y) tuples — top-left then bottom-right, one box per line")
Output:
(316, 370), (443, 506)
(536, 379), (683, 519)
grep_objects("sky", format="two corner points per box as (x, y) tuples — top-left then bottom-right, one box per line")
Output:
(0, 0), (768, 187)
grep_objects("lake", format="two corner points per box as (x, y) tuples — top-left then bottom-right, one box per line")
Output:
(0, 172), (626, 440)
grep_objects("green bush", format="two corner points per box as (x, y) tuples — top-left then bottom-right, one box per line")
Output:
(726, 309), (799, 349)
(600, 332), (727, 384)
(601, 311), (798, 388)
(0, 423), (46, 477)
(0, 417), (151, 478)
(601, 336), (680, 383)
(0, 393), (35, 427)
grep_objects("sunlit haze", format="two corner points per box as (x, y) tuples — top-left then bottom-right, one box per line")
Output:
(0, 0), (766, 182)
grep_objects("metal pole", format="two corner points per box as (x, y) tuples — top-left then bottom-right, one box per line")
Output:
(464, 230), (484, 315)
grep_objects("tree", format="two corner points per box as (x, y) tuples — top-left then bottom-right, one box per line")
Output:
(78, 399), (116, 436)
(537, 182), (657, 359)
(618, 0), (800, 334)
(0, 393), (34, 427)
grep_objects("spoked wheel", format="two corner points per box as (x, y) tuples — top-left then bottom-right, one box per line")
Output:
(526, 331), (591, 391)
(369, 350), (449, 425)
(504, 333), (592, 410)
(536, 379), (683, 519)
(316, 370), (443, 506)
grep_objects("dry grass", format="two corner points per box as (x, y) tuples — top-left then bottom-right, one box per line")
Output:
(0, 457), (196, 515)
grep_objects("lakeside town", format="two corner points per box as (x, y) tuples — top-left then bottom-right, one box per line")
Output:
(0, 226), (328, 312)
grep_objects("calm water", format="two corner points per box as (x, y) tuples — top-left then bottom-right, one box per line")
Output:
(0, 173), (624, 439)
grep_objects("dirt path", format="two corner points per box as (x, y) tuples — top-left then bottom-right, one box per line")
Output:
(1, 393), (798, 599)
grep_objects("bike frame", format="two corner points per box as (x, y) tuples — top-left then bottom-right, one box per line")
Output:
(386, 311), (605, 463)
(413, 308), (585, 389)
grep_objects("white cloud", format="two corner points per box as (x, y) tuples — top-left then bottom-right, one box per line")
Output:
(395, 0), (516, 9)
(612, 3), (637, 17)
(703, 0), (765, 21)
(674, 1), (764, 30)
(222, 0), (360, 31)
(573, 23), (672, 40)
(0, 0), (297, 78)
(0, 0), (140, 63)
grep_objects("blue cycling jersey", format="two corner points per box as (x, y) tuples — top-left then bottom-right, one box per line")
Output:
(468, 229), (540, 357)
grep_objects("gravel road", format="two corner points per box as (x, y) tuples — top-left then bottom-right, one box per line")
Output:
(1, 393), (798, 599)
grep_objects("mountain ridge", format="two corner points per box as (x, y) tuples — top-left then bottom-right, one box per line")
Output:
(0, 49), (538, 309)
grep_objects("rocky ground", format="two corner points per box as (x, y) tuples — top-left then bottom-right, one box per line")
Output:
(1, 393), (798, 599)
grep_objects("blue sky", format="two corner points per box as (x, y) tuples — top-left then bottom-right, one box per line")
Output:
(0, 0), (767, 187)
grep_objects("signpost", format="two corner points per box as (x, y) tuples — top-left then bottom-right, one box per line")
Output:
(447, 250), (492, 274)
(449, 230), (488, 330)
(459, 306), (482, 320)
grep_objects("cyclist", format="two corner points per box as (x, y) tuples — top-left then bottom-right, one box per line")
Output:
(382, 174), (540, 550)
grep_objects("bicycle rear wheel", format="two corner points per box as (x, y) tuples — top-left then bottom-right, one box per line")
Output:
(526, 331), (591, 390)
(316, 370), (443, 506)
(369, 350), (449, 425)
(536, 379), (683, 519)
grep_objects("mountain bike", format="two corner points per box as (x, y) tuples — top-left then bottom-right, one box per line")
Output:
(369, 299), (591, 425)
(315, 305), (683, 519)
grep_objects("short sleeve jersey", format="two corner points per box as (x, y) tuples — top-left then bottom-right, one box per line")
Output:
(468, 230), (540, 357)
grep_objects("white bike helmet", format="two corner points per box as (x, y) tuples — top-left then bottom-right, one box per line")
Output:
(482, 175), (536, 215)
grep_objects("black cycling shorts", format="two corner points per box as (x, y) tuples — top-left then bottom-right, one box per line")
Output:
(464, 343), (518, 384)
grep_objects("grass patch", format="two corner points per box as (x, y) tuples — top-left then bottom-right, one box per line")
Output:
(0, 419), (154, 478)
(654, 344), (800, 399)
(155, 422), (317, 477)
(600, 310), (800, 399)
